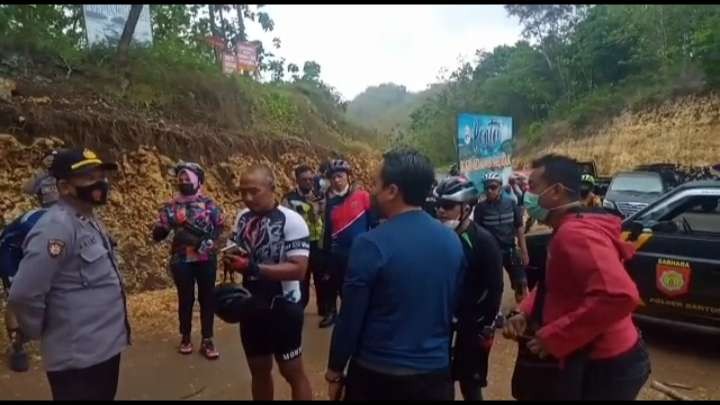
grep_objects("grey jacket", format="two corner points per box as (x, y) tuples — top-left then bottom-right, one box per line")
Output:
(8, 201), (131, 372)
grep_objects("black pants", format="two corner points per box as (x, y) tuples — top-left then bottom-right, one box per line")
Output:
(580, 340), (651, 400)
(300, 243), (330, 314)
(47, 354), (121, 400)
(171, 259), (217, 339)
(502, 247), (526, 291)
(344, 361), (454, 401)
(325, 252), (349, 314)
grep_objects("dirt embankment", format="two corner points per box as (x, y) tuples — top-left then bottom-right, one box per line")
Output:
(0, 77), (380, 293)
(516, 93), (720, 174)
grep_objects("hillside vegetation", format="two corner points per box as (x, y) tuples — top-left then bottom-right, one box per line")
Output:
(351, 5), (720, 166)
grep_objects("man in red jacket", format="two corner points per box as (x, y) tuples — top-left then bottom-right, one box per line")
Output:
(504, 154), (651, 400)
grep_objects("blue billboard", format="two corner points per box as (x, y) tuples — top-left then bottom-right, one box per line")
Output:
(457, 114), (513, 192)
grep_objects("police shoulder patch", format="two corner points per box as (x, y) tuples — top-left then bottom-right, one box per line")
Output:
(48, 239), (66, 258)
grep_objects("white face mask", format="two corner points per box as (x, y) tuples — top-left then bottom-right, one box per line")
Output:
(442, 219), (461, 230)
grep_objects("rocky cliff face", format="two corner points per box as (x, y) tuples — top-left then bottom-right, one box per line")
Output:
(516, 93), (720, 174)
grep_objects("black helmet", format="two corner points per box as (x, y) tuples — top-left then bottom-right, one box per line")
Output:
(171, 161), (205, 184)
(327, 159), (351, 176)
(434, 176), (479, 203)
(214, 283), (254, 324)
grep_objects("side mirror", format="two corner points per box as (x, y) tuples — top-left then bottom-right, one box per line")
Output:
(627, 221), (644, 241)
(651, 221), (678, 234)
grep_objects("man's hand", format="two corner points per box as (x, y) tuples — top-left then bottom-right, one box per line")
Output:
(222, 253), (250, 273)
(521, 248), (530, 266)
(527, 337), (549, 359)
(502, 313), (528, 340)
(325, 370), (345, 400)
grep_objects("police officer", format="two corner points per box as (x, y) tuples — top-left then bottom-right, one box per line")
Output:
(0, 154), (59, 373)
(8, 148), (131, 400)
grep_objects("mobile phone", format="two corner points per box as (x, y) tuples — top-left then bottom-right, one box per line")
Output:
(220, 243), (248, 255)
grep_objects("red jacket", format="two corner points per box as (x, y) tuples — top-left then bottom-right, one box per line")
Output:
(519, 212), (641, 360)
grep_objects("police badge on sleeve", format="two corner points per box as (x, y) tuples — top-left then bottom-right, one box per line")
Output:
(48, 239), (66, 258)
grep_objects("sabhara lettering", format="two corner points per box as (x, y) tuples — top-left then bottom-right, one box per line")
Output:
(658, 258), (690, 268)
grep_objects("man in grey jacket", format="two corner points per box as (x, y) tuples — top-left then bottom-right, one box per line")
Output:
(8, 148), (131, 400)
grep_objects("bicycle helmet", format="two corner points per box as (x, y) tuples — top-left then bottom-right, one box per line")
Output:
(581, 173), (596, 186)
(326, 159), (351, 176)
(171, 161), (206, 184)
(434, 176), (480, 203)
(214, 283), (254, 324)
(482, 171), (502, 184)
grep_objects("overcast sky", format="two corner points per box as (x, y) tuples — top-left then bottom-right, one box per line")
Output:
(245, 5), (522, 100)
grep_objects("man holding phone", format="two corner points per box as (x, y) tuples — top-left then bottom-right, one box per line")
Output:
(223, 165), (313, 401)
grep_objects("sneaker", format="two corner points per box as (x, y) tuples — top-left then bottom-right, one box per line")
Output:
(318, 312), (336, 329)
(178, 336), (193, 355)
(200, 339), (220, 360)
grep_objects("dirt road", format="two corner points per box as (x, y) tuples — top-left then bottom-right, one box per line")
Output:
(2, 285), (719, 400)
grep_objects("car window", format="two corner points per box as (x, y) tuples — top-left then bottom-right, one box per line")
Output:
(648, 195), (720, 235)
(610, 175), (664, 193)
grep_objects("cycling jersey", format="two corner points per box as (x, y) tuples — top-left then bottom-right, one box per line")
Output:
(154, 195), (224, 264)
(230, 205), (310, 305)
(283, 188), (324, 244)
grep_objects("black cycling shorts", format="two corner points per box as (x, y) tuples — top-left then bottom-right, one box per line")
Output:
(239, 299), (304, 362)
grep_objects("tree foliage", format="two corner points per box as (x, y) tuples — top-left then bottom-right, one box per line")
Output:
(402, 5), (720, 164)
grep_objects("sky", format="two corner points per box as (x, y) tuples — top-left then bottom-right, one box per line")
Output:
(245, 5), (523, 101)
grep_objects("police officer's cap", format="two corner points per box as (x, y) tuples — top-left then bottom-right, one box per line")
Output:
(50, 148), (118, 179)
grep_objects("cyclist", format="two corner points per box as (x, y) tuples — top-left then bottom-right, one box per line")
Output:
(580, 174), (602, 208)
(152, 161), (224, 359)
(435, 176), (503, 401)
(319, 159), (374, 328)
(1, 167), (58, 372)
(474, 172), (529, 303)
(282, 165), (327, 315)
(223, 165), (313, 400)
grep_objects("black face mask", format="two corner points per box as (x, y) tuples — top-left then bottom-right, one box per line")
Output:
(179, 183), (197, 196)
(75, 180), (110, 206)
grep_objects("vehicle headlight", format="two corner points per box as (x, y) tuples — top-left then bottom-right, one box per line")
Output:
(603, 199), (616, 210)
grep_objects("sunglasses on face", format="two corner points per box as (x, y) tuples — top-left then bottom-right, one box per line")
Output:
(437, 201), (460, 211)
(486, 184), (500, 191)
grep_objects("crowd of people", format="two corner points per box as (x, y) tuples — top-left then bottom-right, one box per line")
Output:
(0, 146), (651, 401)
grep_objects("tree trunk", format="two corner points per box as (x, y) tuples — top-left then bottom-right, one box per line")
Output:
(116, 5), (143, 66)
(236, 5), (247, 43)
(209, 4), (221, 66)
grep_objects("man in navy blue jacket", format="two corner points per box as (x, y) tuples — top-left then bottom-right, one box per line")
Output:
(324, 149), (466, 401)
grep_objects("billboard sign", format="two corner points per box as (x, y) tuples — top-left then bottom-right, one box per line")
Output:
(83, 5), (153, 47)
(457, 113), (513, 192)
(235, 42), (259, 71)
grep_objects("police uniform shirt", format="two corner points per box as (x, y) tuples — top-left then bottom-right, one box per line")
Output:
(8, 201), (130, 372)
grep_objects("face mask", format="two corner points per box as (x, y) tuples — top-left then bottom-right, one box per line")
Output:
(525, 184), (580, 222)
(179, 183), (197, 196)
(442, 219), (461, 230)
(75, 180), (110, 206)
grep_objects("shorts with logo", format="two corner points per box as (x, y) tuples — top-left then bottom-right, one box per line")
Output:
(239, 299), (305, 362)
